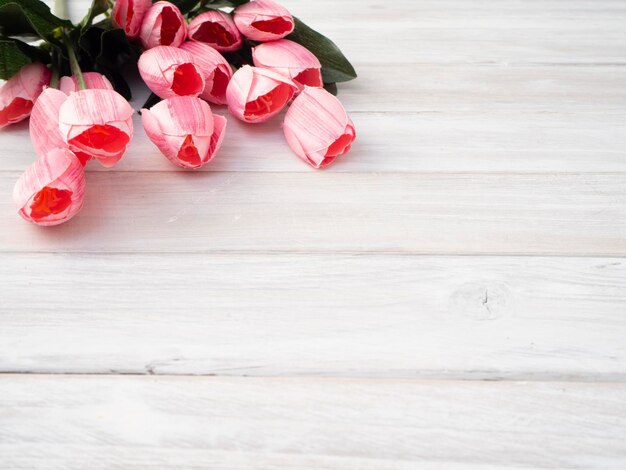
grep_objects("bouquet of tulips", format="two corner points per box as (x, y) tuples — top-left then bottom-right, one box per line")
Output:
(0, 0), (357, 226)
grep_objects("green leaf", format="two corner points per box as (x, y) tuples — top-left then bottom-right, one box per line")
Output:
(324, 82), (338, 96)
(287, 17), (357, 83)
(0, 0), (69, 42)
(0, 38), (32, 79)
(168, 0), (201, 14)
(140, 92), (162, 111)
(79, 25), (136, 69)
(81, 0), (109, 29)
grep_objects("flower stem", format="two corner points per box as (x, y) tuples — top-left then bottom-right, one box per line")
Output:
(54, 0), (69, 19)
(50, 51), (61, 89)
(65, 36), (87, 90)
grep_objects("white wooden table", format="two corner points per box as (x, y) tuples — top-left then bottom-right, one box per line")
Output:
(2, 0), (626, 468)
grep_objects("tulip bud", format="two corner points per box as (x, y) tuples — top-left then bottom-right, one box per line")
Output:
(188, 10), (242, 52)
(13, 148), (86, 226)
(283, 87), (356, 168)
(59, 72), (114, 94)
(112, 0), (152, 39)
(226, 65), (297, 123)
(29, 87), (93, 167)
(252, 39), (323, 89)
(58, 89), (134, 168)
(138, 46), (205, 99)
(142, 96), (227, 169)
(180, 42), (233, 105)
(139, 1), (186, 49)
(233, 0), (294, 42)
(0, 63), (51, 129)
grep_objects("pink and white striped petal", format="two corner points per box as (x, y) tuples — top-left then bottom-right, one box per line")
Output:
(112, 0), (152, 39)
(253, 39), (323, 89)
(188, 10), (242, 52)
(226, 65), (297, 123)
(180, 41), (233, 105)
(58, 88), (134, 167)
(283, 86), (356, 169)
(138, 46), (205, 99)
(13, 147), (86, 226)
(233, 0), (294, 42)
(0, 63), (51, 129)
(59, 72), (114, 94)
(142, 95), (226, 169)
(139, 1), (187, 49)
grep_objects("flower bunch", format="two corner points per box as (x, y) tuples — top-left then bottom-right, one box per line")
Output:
(0, 0), (357, 226)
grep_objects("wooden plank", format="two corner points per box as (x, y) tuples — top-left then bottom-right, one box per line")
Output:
(1, 254), (624, 377)
(1, 375), (625, 469)
(0, 172), (624, 255)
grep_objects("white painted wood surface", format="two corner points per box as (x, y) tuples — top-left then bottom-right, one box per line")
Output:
(1, 0), (625, 467)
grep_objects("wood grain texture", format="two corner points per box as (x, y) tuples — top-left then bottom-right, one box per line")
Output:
(1, 172), (625, 255)
(1, 254), (624, 378)
(2, 0), (626, 467)
(1, 375), (626, 469)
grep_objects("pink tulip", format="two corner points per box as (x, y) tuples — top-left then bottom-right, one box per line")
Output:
(112, 0), (152, 39)
(233, 0), (294, 42)
(139, 1), (186, 49)
(283, 87), (356, 168)
(253, 39), (323, 89)
(58, 89), (134, 167)
(59, 72), (114, 94)
(0, 63), (51, 129)
(29, 88), (93, 167)
(13, 148), (86, 226)
(179, 42), (233, 105)
(226, 65), (296, 123)
(188, 10), (242, 52)
(138, 46), (205, 99)
(142, 96), (226, 169)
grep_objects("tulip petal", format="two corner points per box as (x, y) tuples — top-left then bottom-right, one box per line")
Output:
(233, 0), (294, 42)
(59, 89), (134, 167)
(140, 1), (187, 49)
(13, 148), (85, 226)
(226, 65), (296, 123)
(59, 72), (114, 94)
(29, 87), (68, 156)
(188, 10), (242, 52)
(253, 40), (323, 89)
(207, 114), (227, 161)
(283, 87), (356, 168)
(112, 0), (152, 38)
(138, 46), (205, 99)
(142, 96), (221, 169)
(180, 41), (233, 105)
(0, 63), (51, 129)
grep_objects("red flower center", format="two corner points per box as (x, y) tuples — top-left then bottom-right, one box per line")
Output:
(211, 67), (230, 99)
(294, 68), (323, 87)
(244, 83), (292, 121)
(0, 98), (34, 126)
(192, 22), (236, 47)
(251, 17), (292, 35)
(126, 0), (134, 25)
(177, 135), (201, 167)
(30, 186), (73, 220)
(326, 133), (354, 158)
(160, 6), (181, 46)
(70, 124), (130, 154)
(172, 63), (204, 96)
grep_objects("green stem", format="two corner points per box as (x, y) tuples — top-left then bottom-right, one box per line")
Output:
(65, 36), (86, 90)
(54, 0), (69, 19)
(50, 54), (60, 89)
